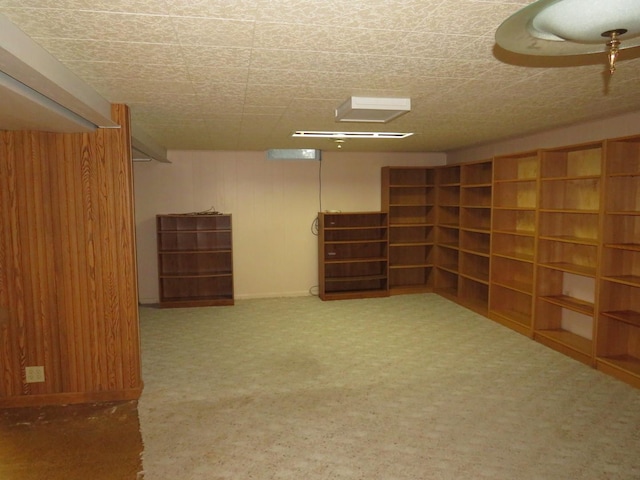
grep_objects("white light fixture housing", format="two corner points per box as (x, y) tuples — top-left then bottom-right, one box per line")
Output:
(495, 0), (640, 73)
(335, 96), (411, 123)
(292, 131), (414, 139)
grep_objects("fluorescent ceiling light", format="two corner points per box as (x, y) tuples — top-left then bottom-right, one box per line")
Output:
(335, 96), (411, 123)
(293, 131), (413, 139)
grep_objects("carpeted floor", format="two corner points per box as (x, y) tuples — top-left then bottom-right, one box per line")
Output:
(137, 294), (640, 480)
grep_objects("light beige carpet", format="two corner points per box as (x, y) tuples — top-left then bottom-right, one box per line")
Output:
(137, 294), (640, 479)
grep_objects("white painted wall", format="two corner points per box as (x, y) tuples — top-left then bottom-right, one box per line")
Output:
(447, 110), (640, 164)
(133, 150), (445, 303)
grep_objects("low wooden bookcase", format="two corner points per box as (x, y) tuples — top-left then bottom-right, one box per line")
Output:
(156, 213), (234, 307)
(318, 211), (389, 300)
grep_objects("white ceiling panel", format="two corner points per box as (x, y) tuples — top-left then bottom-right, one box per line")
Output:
(1, 0), (640, 153)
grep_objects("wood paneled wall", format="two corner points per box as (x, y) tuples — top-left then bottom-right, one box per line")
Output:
(0, 104), (142, 407)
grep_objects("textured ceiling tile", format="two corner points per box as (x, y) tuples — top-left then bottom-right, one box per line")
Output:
(252, 22), (371, 53)
(180, 45), (252, 68)
(172, 17), (254, 47)
(33, 38), (184, 66)
(167, 0), (258, 20)
(255, 0), (445, 31)
(63, 61), (190, 83)
(249, 49), (373, 73)
(0, 0), (174, 14)
(419, 1), (521, 36)
(2, 8), (178, 44)
(187, 66), (249, 85)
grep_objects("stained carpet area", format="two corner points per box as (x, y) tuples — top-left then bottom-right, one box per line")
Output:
(138, 294), (640, 480)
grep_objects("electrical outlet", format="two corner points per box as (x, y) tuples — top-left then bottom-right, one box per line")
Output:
(25, 366), (45, 383)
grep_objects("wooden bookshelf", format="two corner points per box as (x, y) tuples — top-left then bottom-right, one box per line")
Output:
(318, 212), (389, 300)
(458, 160), (492, 314)
(157, 214), (234, 307)
(533, 142), (603, 365)
(489, 151), (539, 336)
(596, 134), (640, 387)
(381, 167), (436, 294)
(433, 165), (461, 299)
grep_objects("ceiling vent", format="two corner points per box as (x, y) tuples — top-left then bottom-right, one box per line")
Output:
(335, 96), (411, 123)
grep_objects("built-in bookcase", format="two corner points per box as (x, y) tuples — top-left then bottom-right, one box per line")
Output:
(533, 142), (603, 365)
(596, 134), (640, 388)
(489, 151), (539, 336)
(381, 167), (436, 294)
(458, 160), (492, 314)
(434, 165), (461, 299)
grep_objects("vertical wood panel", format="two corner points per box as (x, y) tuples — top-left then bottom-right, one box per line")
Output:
(0, 104), (142, 407)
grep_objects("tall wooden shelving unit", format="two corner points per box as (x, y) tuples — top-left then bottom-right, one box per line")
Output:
(381, 167), (436, 294)
(458, 160), (492, 315)
(596, 134), (640, 388)
(318, 211), (389, 300)
(489, 151), (539, 336)
(157, 214), (234, 307)
(434, 165), (461, 299)
(533, 142), (603, 365)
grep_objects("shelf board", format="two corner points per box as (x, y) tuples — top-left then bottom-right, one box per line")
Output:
(605, 211), (640, 216)
(325, 256), (387, 264)
(605, 172), (640, 178)
(325, 239), (387, 245)
(491, 280), (533, 295)
(538, 234), (599, 245)
(491, 228), (535, 237)
(600, 310), (640, 328)
(436, 264), (458, 274)
(321, 289), (389, 300)
(459, 246), (490, 257)
(160, 273), (232, 279)
(493, 178), (537, 184)
(537, 261), (596, 276)
(158, 229), (231, 233)
(438, 242), (459, 250)
(389, 203), (434, 207)
(390, 242), (434, 247)
(604, 243), (640, 251)
(459, 272), (489, 285)
(461, 182), (492, 188)
(491, 251), (534, 262)
(534, 329), (592, 355)
(390, 222), (434, 227)
(325, 274), (387, 283)
(597, 355), (640, 377)
(160, 297), (234, 307)
(538, 208), (600, 214)
(324, 226), (387, 232)
(601, 274), (640, 287)
(489, 307), (531, 328)
(390, 285), (432, 295)
(460, 226), (491, 234)
(438, 223), (460, 229)
(389, 184), (434, 188)
(539, 294), (594, 316)
(158, 249), (232, 254)
(390, 263), (433, 269)
(540, 175), (601, 182)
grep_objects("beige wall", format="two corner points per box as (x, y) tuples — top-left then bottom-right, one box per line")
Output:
(133, 150), (445, 303)
(447, 110), (640, 163)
